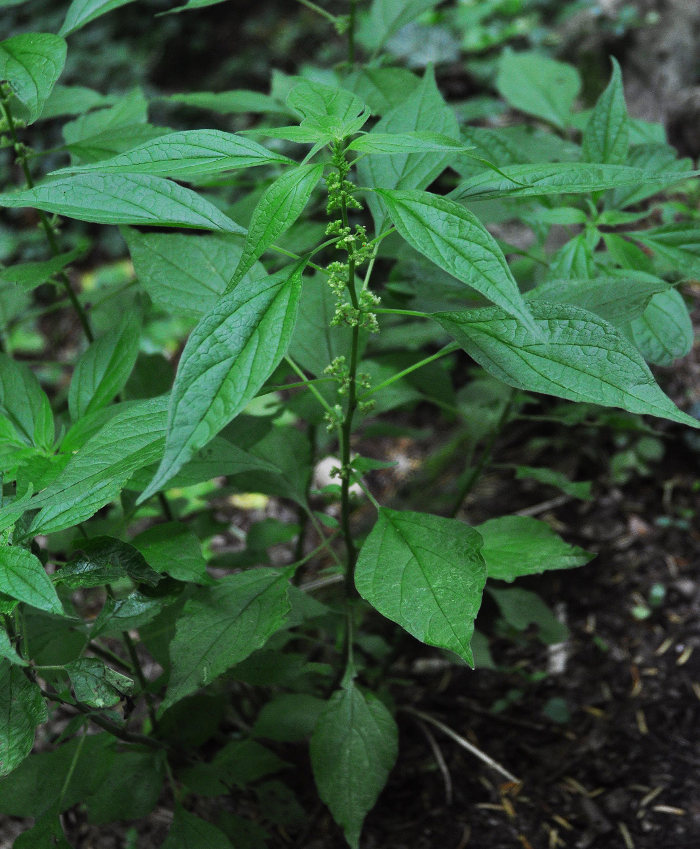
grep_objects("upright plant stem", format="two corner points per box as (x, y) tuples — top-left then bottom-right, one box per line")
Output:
(0, 93), (94, 343)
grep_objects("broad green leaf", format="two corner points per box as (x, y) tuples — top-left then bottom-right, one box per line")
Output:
(28, 397), (168, 536)
(0, 33), (66, 124)
(0, 661), (47, 777)
(162, 567), (292, 712)
(359, 0), (439, 51)
(528, 273), (669, 325)
(434, 301), (700, 428)
(163, 90), (291, 116)
(377, 189), (537, 332)
(496, 51), (580, 129)
(286, 79), (369, 140)
(84, 748), (163, 823)
(514, 466), (592, 500)
(0, 243), (87, 291)
(139, 264), (303, 503)
(0, 174), (243, 232)
(630, 224), (700, 278)
(475, 515), (593, 582)
(629, 289), (694, 366)
(179, 739), (288, 796)
(582, 57), (629, 165)
(357, 66), (458, 230)
(60, 0), (138, 35)
(355, 508), (487, 664)
(123, 230), (265, 317)
(343, 67), (420, 115)
(39, 84), (115, 120)
(55, 536), (161, 589)
(348, 131), (472, 155)
(0, 353), (54, 450)
(310, 679), (398, 849)
(68, 312), (141, 419)
(53, 129), (293, 180)
(90, 590), (175, 639)
(451, 163), (699, 201)
(253, 693), (325, 742)
(64, 658), (134, 708)
(489, 586), (567, 644)
(131, 521), (210, 584)
(13, 808), (72, 849)
(228, 165), (322, 289)
(162, 806), (234, 849)
(605, 143), (691, 210)
(0, 547), (62, 614)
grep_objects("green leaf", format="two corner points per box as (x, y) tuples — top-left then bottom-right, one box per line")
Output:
(605, 143), (691, 209)
(60, 0), (138, 35)
(360, 0), (440, 52)
(528, 273), (669, 325)
(434, 301), (699, 428)
(0, 174), (244, 232)
(163, 89), (290, 116)
(347, 131), (472, 155)
(68, 312), (141, 420)
(0, 353), (54, 450)
(377, 189), (537, 332)
(496, 51), (580, 129)
(228, 164), (322, 289)
(28, 397), (168, 536)
(310, 679), (398, 849)
(357, 66), (458, 230)
(131, 521), (210, 584)
(629, 289), (694, 366)
(0, 33), (66, 124)
(0, 660), (47, 777)
(489, 586), (567, 644)
(475, 515), (593, 582)
(451, 163), (699, 201)
(53, 129), (293, 180)
(56, 536), (161, 589)
(514, 466), (592, 500)
(162, 806), (234, 849)
(0, 547), (63, 615)
(0, 243), (87, 291)
(179, 739), (288, 796)
(343, 67), (420, 115)
(253, 693), (325, 742)
(355, 508), (487, 665)
(165, 0), (229, 13)
(139, 264), (303, 502)
(630, 224), (700, 278)
(84, 748), (164, 823)
(582, 57), (629, 165)
(39, 84), (115, 120)
(286, 79), (369, 140)
(64, 658), (134, 708)
(123, 230), (264, 317)
(0, 626), (27, 665)
(13, 807), (72, 849)
(162, 567), (292, 712)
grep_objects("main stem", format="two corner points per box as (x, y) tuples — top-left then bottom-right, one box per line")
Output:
(339, 196), (360, 597)
(0, 93), (94, 342)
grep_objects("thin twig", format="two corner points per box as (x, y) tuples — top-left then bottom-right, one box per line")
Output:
(415, 717), (453, 805)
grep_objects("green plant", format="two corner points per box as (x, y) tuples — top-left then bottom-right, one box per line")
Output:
(1, 1), (699, 846)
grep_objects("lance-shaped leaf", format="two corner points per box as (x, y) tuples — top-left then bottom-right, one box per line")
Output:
(64, 658), (134, 709)
(377, 189), (537, 333)
(0, 353), (54, 451)
(0, 661), (47, 777)
(139, 264), (304, 503)
(0, 33), (66, 124)
(475, 515), (593, 582)
(357, 66), (458, 230)
(355, 508), (487, 665)
(0, 547), (63, 615)
(0, 173), (243, 232)
(163, 89), (291, 116)
(582, 56), (629, 164)
(310, 679), (398, 849)
(228, 164), (322, 290)
(52, 129), (292, 180)
(162, 567), (292, 712)
(434, 301), (700, 428)
(68, 311), (141, 419)
(0, 243), (87, 291)
(451, 162), (699, 201)
(60, 0), (139, 36)
(347, 131), (473, 155)
(28, 397), (168, 536)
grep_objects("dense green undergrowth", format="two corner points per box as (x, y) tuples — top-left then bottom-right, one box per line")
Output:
(0, 1), (698, 846)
